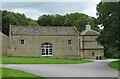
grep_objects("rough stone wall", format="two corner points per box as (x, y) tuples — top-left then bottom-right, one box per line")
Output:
(80, 35), (104, 59)
(84, 49), (104, 59)
(8, 32), (104, 59)
(10, 35), (80, 59)
(83, 36), (103, 49)
(1, 32), (10, 56)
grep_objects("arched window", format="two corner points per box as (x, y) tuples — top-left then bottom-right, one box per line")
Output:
(41, 43), (53, 56)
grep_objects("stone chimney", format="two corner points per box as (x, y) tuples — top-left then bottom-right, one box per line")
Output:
(86, 24), (91, 30)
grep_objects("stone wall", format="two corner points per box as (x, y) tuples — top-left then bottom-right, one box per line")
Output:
(7, 32), (104, 59)
(10, 35), (80, 59)
(84, 49), (104, 59)
(80, 35), (104, 59)
(1, 32), (10, 56)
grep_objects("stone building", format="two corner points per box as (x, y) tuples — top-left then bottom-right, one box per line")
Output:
(3, 24), (104, 59)
(80, 24), (104, 60)
(1, 31), (10, 56)
(9, 26), (80, 59)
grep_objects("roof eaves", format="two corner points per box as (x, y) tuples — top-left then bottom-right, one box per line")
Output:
(73, 26), (79, 35)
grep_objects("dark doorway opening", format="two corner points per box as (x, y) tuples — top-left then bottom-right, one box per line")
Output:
(96, 56), (102, 60)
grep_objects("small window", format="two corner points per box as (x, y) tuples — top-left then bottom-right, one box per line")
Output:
(21, 39), (25, 44)
(68, 40), (71, 44)
(92, 52), (94, 56)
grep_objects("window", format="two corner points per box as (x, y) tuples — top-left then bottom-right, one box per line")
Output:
(68, 40), (71, 44)
(41, 43), (53, 56)
(21, 39), (24, 44)
(92, 52), (94, 56)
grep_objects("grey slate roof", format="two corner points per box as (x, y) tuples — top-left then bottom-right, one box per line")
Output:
(11, 25), (78, 36)
(81, 29), (100, 36)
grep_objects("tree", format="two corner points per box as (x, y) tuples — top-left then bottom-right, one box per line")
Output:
(2, 10), (39, 35)
(96, 2), (120, 58)
(64, 13), (88, 26)
(27, 18), (39, 26)
(37, 15), (53, 26)
(37, 13), (100, 32)
(52, 14), (65, 26)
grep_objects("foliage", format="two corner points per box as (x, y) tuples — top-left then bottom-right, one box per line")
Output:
(2, 56), (92, 64)
(37, 13), (100, 32)
(109, 61), (120, 71)
(27, 18), (39, 26)
(2, 10), (100, 35)
(105, 47), (120, 58)
(2, 10), (39, 35)
(37, 15), (53, 26)
(52, 14), (65, 26)
(96, 2), (120, 58)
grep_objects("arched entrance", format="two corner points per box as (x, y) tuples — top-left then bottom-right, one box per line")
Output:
(41, 43), (53, 56)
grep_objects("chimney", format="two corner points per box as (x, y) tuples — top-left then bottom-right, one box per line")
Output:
(86, 24), (91, 30)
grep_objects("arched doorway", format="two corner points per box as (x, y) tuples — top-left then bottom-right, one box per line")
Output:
(41, 43), (53, 56)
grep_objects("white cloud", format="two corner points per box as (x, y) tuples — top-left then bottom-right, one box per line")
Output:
(81, 0), (101, 18)
(3, 0), (101, 20)
(11, 8), (50, 20)
(82, 5), (97, 17)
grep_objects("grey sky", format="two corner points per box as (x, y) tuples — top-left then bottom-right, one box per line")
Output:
(2, 0), (101, 20)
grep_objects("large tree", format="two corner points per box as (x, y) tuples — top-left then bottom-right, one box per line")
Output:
(37, 15), (53, 26)
(96, 2), (120, 58)
(2, 10), (39, 35)
(52, 14), (65, 26)
(37, 13), (99, 32)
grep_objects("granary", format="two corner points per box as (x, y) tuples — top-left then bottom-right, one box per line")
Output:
(80, 24), (104, 60)
(3, 24), (104, 60)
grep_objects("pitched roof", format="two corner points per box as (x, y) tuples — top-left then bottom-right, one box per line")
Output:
(81, 29), (100, 36)
(11, 25), (78, 36)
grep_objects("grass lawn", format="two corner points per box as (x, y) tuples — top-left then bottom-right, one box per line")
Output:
(1, 67), (45, 79)
(109, 61), (120, 71)
(2, 56), (92, 64)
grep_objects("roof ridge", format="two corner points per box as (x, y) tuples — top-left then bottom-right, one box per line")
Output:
(11, 25), (73, 27)
(10, 25), (78, 36)
(81, 29), (100, 35)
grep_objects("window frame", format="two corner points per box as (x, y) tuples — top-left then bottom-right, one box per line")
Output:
(21, 39), (25, 44)
(68, 39), (72, 44)
(41, 43), (53, 56)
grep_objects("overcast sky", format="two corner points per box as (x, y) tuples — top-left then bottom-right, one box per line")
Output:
(2, 0), (101, 20)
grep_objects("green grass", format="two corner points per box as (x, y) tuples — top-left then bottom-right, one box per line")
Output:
(1, 67), (44, 79)
(109, 61), (120, 71)
(2, 56), (92, 64)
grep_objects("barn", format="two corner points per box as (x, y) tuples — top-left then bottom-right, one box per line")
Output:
(2, 24), (104, 59)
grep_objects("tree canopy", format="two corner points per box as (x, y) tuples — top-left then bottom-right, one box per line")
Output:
(2, 10), (100, 36)
(96, 2), (120, 58)
(2, 10), (39, 35)
(37, 13), (100, 32)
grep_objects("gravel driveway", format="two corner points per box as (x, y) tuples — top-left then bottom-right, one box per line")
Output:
(3, 60), (119, 77)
